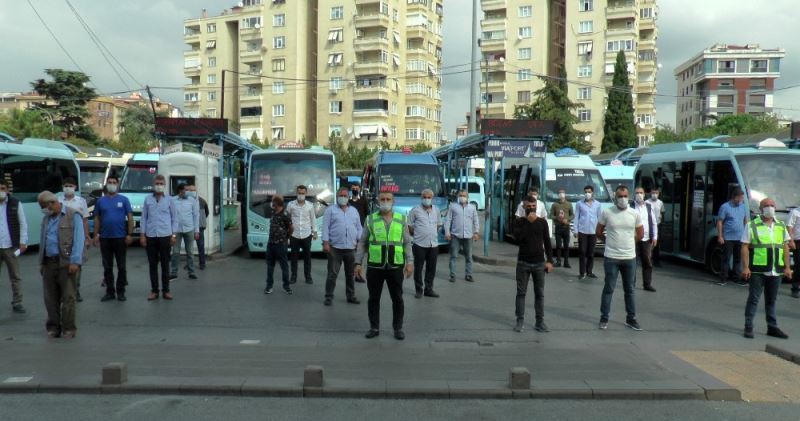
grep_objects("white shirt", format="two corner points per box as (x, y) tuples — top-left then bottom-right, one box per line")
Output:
(633, 201), (658, 242)
(0, 200), (29, 248)
(648, 198), (664, 224)
(741, 218), (790, 277)
(515, 200), (547, 219)
(599, 206), (643, 260)
(787, 208), (800, 240)
(60, 195), (89, 218)
(286, 199), (316, 240)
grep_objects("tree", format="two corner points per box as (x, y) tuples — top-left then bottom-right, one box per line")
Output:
(116, 104), (157, 153)
(0, 108), (57, 139)
(513, 70), (591, 153)
(655, 114), (785, 146)
(652, 124), (681, 145)
(30, 69), (97, 140)
(602, 51), (637, 153)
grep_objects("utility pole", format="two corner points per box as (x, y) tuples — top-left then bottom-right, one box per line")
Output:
(468, 0), (478, 134)
(483, 58), (489, 121)
(220, 69), (226, 120)
(145, 85), (160, 153)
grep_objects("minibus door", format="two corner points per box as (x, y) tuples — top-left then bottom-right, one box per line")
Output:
(689, 161), (708, 261)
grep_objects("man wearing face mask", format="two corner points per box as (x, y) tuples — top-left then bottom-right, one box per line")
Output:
(407, 189), (441, 298)
(265, 195), (293, 295)
(184, 183), (209, 270)
(574, 185), (602, 280)
(287, 185), (317, 285)
(355, 192), (413, 340)
(59, 177), (89, 302)
(648, 188), (665, 267)
(140, 174), (178, 301)
(322, 187), (363, 306)
(550, 188), (574, 268)
(170, 184), (200, 281)
(513, 196), (554, 333)
(0, 180), (28, 314)
(597, 186), (644, 331)
(349, 184), (368, 226)
(93, 174), (133, 302)
(632, 187), (658, 292)
(717, 189), (748, 286)
(445, 190), (480, 282)
(515, 187), (547, 219)
(741, 198), (791, 339)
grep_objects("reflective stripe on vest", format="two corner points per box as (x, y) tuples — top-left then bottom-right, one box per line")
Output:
(367, 212), (405, 268)
(749, 216), (785, 274)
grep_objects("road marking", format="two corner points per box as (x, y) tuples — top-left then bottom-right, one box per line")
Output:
(240, 340), (261, 345)
(4, 377), (33, 383)
(674, 350), (800, 402)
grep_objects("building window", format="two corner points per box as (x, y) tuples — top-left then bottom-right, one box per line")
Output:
(272, 81), (285, 94)
(390, 126), (397, 139)
(380, 2), (389, 14)
(749, 94), (766, 107)
(640, 7), (653, 18)
(578, 109), (591, 121)
(328, 53), (343, 66)
(272, 59), (286, 72)
(184, 92), (199, 102)
(578, 21), (593, 34)
(273, 36), (286, 49)
(578, 65), (592, 78)
(272, 127), (285, 140)
(241, 106), (262, 117)
(207, 91), (216, 101)
(242, 17), (262, 28)
(718, 60), (736, 73)
(751, 59), (768, 72)
(517, 69), (532, 81)
(750, 78), (767, 90)
(273, 14), (285, 27)
(207, 57), (216, 68)
(330, 6), (343, 20)
(518, 26), (532, 39)
(207, 74), (216, 84)
(393, 9), (399, 22)
(246, 86), (260, 96)
(328, 28), (343, 43)
(637, 114), (653, 125)
(206, 23), (216, 33)
(605, 63), (615, 74)
(329, 125), (343, 138)
(577, 87), (591, 100)
(518, 5), (532, 17)
(606, 39), (634, 52)
(577, 41), (593, 56)
(518, 48), (531, 60)
(330, 77), (343, 90)
(206, 109), (217, 118)
(245, 0), (263, 5)
(517, 91), (531, 103)
(580, 0), (593, 12)
(272, 104), (285, 117)
(329, 101), (343, 113)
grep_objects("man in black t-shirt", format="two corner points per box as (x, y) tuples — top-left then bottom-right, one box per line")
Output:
(512, 195), (554, 333)
(265, 195), (293, 295)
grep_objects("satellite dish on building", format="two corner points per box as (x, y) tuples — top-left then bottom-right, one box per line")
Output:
(254, 23), (261, 29)
(237, 2), (244, 7)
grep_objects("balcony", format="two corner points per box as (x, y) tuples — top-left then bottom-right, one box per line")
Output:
(638, 59), (656, 72)
(606, 26), (638, 37)
(355, 13), (390, 29)
(183, 65), (201, 77)
(354, 60), (390, 75)
(481, 0), (506, 12)
(486, 80), (506, 92)
(639, 37), (656, 50)
(240, 115), (263, 125)
(239, 95), (262, 106)
(184, 27), (200, 43)
(354, 84), (390, 99)
(239, 72), (264, 85)
(240, 27), (262, 41)
(406, 48), (429, 59)
(355, 0), (381, 4)
(353, 109), (389, 119)
(406, 25), (428, 40)
(486, 102), (506, 114)
(407, 1), (428, 13)
(639, 18), (655, 31)
(480, 37), (506, 50)
(353, 37), (390, 53)
(606, 3), (637, 20)
(241, 48), (263, 63)
(481, 17), (506, 33)
(636, 80), (655, 94)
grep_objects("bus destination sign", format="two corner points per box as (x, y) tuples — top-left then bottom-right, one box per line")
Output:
(480, 119), (555, 138)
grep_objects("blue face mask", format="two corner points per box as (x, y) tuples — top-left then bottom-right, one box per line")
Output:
(186, 192), (196, 199)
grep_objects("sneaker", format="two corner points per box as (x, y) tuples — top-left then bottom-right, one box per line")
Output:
(424, 290), (440, 298)
(563, 262), (571, 269)
(767, 326), (789, 339)
(12, 304), (25, 314)
(324, 298), (332, 306)
(305, 279), (314, 285)
(716, 280), (728, 286)
(587, 273), (598, 279)
(625, 319), (642, 331)
(514, 319), (524, 332)
(792, 290), (800, 299)
(414, 291), (423, 299)
(188, 274), (197, 280)
(365, 329), (379, 339)
(534, 321), (549, 332)
(62, 331), (76, 339)
(393, 330), (405, 340)
(199, 265), (206, 270)
(47, 330), (60, 339)
(283, 287), (293, 295)
(449, 274), (456, 283)
(347, 297), (361, 304)
(169, 274), (178, 281)
(264, 287), (273, 295)
(101, 294), (116, 302)
(743, 328), (754, 339)
(117, 294), (127, 302)
(147, 292), (159, 301)
(599, 320), (608, 330)
(579, 274), (587, 280)
(465, 275), (474, 282)
(162, 292), (173, 300)
(289, 278), (297, 285)
(644, 286), (657, 292)
(554, 259), (562, 267)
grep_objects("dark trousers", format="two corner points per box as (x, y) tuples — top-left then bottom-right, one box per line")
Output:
(325, 247), (356, 299)
(791, 248), (800, 293)
(745, 274), (780, 330)
(290, 235), (313, 282)
(721, 240), (742, 282)
(578, 233), (597, 276)
(197, 227), (206, 268)
(146, 236), (172, 293)
(515, 261), (545, 322)
(367, 266), (404, 331)
(412, 244), (438, 293)
(635, 241), (654, 288)
(100, 237), (127, 295)
(652, 224), (662, 265)
(42, 258), (76, 333)
(266, 242), (290, 289)
(554, 225), (570, 262)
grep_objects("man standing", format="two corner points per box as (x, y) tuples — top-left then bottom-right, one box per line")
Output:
(408, 189), (441, 299)
(355, 192), (413, 340)
(574, 185), (602, 280)
(93, 174), (133, 302)
(648, 188), (665, 267)
(632, 187), (658, 292)
(515, 187), (547, 219)
(513, 196), (554, 333)
(0, 180), (27, 314)
(185, 184), (209, 270)
(445, 190), (480, 282)
(59, 177), (89, 302)
(170, 184), (200, 281)
(322, 187), (362, 306)
(286, 185), (316, 285)
(597, 186), (644, 331)
(349, 184), (368, 226)
(37, 191), (84, 339)
(741, 198), (790, 339)
(265, 195), (293, 295)
(140, 175), (178, 301)
(789, 205), (800, 299)
(717, 189), (748, 286)
(550, 188), (574, 268)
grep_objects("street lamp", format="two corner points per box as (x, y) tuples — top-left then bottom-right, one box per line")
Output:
(30, 106), (56, 139)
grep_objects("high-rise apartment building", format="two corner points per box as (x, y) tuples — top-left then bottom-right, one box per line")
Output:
(674, 43), (784, 133)
(477, 0), (658, 151)
(183, 0), (443, 146)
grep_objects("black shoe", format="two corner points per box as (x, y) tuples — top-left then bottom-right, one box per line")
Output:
(365, 329), (379, 339)
(449, 274), (455, 283)
(743, 328), (754, 339)
(554, 260), (561, 267)
(424, 290), (440, 298)
(117, 294), (127, 302)
(587, 273), (598, 279)
(283, 287), (293, 295)
(625, 319), (642, 331)
(101, 294), (116, 302)
(767, 326), (789, 339)
(169, 274), (178, 281)
(563, 262), (571, 269)
(644, 286), (657, 292)
(534, 321), (549, 332)
(188, 274), (198, 280)
(513, 319), (524, 332)
(199, 265), (206, 270)
(290, 278), (297, 285)
(394, 330), (405, 340)
(264, 287), (273, 295)
(324, 298), (332, 306)
(465, 275), (474, 282)
(414, 291), (423, 299)
(347, 297), (361, 304)
(791, 290), (799, 299)
(76, 292), (83, 303)
(305, 279), (313, 285)
(12, 304), (25, 314)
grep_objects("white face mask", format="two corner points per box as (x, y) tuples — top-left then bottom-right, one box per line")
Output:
(635, 193), (644, 203)
(41, 207), (51, 216)
(337, 196), (349, 206)
(458, 196), (467, 204)
(297, 194), (306, 202)
(421, 198), (432, 207)
(584, 192), (592, 200)
(762, 206), (776, 218)
(379, 202), (393, 212)
(106, 184), (118, 193)
(63, 186), (75, 196)
(616, 197), (629, 209)
(154, 185), (166, 194)
(650, 193), (658, 200)
(0, 191), (7, 200)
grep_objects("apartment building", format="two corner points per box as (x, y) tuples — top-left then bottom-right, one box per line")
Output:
(674, 43), (784, 133)
(183, 0), (443, 146)
(477, 0), (658, 151)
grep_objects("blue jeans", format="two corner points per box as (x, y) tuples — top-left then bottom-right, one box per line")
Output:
(449, 237), (473, 277)
(600, 258), (637, 322)
(170, 231), (195, 276)
(266, 242), (290, 289)
(744, 273), (779, 330)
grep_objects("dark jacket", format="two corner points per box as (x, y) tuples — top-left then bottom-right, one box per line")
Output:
(4, 196), (21, 248)
(513, 216), (554, 264)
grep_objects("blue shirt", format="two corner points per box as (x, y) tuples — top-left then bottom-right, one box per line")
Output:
(574, 199), (603, 235)
(444, 203), (480, 239)
(173, 195), (199, 234)
(322, 205), (362, 250)
(95, 194), (132, 238)
(718, 201), (748, 240)
(45, 210), (84, 265)
(141, 194), (178, 238)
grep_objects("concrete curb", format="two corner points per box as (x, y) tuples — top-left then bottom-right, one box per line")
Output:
(765, 344), (800, 365)
(473, 254), (516, 267)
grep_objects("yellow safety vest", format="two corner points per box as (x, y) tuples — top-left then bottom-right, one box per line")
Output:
(748, 216), (786, 274)
(367, 212), (405, 268)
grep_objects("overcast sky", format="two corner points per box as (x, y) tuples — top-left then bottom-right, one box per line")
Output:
(2, 0), (797, 140)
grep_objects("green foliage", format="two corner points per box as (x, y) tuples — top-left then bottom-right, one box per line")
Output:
(513, 70), (591, 154)
(602, 51), (637, 153)
(0, 109), (57, 139)
(652, 114), (784, 145)
(116, 104), (156, 153)
(651, 124), (680, 145)
(30, 69), (97, 140)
